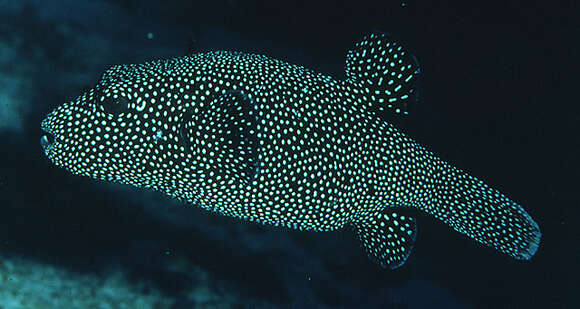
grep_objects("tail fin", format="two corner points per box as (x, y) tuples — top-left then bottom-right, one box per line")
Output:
(345, 32), (420, 115)
(419, 152), (541, 260)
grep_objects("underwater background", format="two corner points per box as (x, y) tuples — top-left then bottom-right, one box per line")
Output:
(0, 0), (577, 308)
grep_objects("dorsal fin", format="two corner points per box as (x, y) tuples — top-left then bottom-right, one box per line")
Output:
(346, 32), (421, 115)
(180, 91), (260, 183)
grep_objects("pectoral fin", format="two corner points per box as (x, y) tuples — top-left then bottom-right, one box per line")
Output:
(181, 91), (260, 183)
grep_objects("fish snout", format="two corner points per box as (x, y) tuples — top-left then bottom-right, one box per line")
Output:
(40, 115), (57, 152)
(40, 131), (55, 151)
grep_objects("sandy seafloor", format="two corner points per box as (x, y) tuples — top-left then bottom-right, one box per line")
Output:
(0, 0), (577, 308)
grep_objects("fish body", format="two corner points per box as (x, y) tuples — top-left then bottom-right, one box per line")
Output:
(41, 33), (541, 268)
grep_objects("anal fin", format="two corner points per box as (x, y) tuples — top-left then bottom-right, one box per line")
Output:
(354, 209), (417, 269)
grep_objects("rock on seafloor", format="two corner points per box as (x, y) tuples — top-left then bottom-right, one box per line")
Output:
(0, 255), (245, 309)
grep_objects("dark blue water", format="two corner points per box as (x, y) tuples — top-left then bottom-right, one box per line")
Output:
(0, 1), (576, 308)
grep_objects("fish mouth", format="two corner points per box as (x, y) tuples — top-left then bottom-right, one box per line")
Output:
(40, 130), (55, 152)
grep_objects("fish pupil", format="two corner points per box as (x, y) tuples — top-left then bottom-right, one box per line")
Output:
(101, 95), (129, 115)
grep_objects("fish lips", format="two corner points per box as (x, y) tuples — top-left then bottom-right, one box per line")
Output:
(40, 130), (55, 152)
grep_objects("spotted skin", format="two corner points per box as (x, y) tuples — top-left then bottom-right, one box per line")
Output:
(41, 33), (541, 269)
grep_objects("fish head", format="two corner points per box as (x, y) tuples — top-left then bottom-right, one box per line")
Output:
(40, 62), (188, 188)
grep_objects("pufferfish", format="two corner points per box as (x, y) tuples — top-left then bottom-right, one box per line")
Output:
(41, 33), (541, 269)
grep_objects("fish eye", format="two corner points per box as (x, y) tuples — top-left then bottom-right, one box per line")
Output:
(101, 95), (130, 115)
